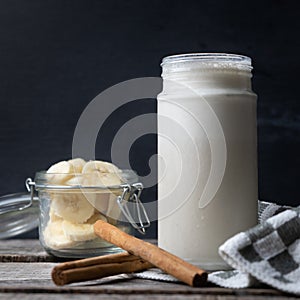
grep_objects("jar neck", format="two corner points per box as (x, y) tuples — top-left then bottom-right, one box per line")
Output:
(161, 70), (252, 92)
(161, 53), (253, 92)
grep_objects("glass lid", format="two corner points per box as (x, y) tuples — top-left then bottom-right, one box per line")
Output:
(0, 193), (39, 239)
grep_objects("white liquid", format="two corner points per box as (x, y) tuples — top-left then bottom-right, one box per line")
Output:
(157, 55), (257, 270)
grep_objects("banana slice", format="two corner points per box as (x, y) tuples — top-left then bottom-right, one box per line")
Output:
(62, 220), (96, 242)
(81, 172), (104, 186)
(82, 160), (120, 174)
(50, 193), (95, 223)
(62, 213), (108, 242)
(47, 161), (73, 184)
(49, 206), (63, 222)
(98, 172), (123, 187)
(79, 172), (122, 215)
(81, 171), (122, 187)
(68, 158), (86, 173)
(78, 172), (117, 214)
(65, 176), (83, 186)
(43, 220), (75, 249)
(83, 191), (109, 216)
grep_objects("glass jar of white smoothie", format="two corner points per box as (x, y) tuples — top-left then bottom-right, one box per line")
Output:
(157, 53), (257, 270)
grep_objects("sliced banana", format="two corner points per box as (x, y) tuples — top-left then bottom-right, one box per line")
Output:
(81, 172), (123, 218)
(82, 190), (110, 216)
(65, 176), (83, 186)
(45, 159), (127, 246)
(81, 171), (122, 187)
(81, 172), (104, 186)
(62, 220), (96, 242)
(50, 193), (95, 223)
(49, 206), (63, 222)
(61, 212), (108, 242)
(98, 172), (123, 187)
(82, 160), (120, 174)
(47, 161), (73, 184)
(43, 220), (75, 249)
(68, 158), (86, 173)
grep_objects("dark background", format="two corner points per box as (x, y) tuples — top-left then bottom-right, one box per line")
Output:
(0, 0), (299, 238)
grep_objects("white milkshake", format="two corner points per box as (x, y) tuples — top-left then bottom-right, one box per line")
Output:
(157, 53), (257, 270)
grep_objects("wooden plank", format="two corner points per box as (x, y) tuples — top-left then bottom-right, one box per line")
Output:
(0, 263), (291, 297)
(0, 293), (297, 300)
(0, 239), (157, 262)
(0, 240), (296, 298)
(0, 240), (54, 262)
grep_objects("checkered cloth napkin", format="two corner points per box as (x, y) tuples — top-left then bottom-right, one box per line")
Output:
(134, 201), (300, 295)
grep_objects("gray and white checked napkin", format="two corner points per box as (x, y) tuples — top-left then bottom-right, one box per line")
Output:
(134, 201), (300, 295)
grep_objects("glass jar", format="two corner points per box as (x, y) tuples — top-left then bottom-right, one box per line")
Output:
(0, 169), (150, 258)
(157, 53), (257, 270)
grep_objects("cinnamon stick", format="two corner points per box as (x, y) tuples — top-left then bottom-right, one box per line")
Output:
(94, 220), (208, 287)
(52, 251), (153, 285)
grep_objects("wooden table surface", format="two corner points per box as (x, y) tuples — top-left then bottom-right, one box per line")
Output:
(0, 239), (298, 299)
